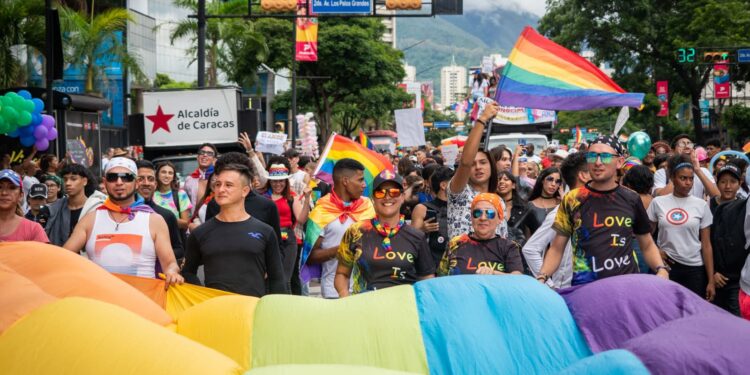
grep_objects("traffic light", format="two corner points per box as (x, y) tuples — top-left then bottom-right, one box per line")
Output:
(386, 0), (422, 10)
(260, 0), (296, 12)
(704, 52), (730, 63)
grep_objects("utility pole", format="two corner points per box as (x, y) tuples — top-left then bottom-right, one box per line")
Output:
(197, 0), (206, 87)
(291, 25), (297, 147)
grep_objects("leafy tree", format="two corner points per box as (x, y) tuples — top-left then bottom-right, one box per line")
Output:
(539, 0), (750, 142)
(0, 0), (44, 88)
(425, 128), (457, 147)
(723, 104), (750, 144)
(153, 72), (194, 89)
(220, 19), (268, 88)
(333, 85), (413, 137)
(59, 5), (143, 93)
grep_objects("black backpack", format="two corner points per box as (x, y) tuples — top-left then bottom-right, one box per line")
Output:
(711, 197), (750, 280)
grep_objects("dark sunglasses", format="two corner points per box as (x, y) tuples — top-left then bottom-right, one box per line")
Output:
(472, 208), (497, 219)
(373, 188), (402, 199)
(585, 152), (616, 165)
(105, 172), (136, 183)
(545, 176), (563, 185)
(197, 150), (216, 157)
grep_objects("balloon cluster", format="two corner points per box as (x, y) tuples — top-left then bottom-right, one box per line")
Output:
(1, 90), (58, 151)
(297, 113), (318, 158)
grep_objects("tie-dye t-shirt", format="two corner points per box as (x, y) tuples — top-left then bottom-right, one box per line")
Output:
(437, 234), (523, 276)
(552, 183), (650, 285)
(337, 220), (435, 294)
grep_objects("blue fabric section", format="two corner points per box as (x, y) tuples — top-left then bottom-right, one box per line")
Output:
(414, 275), (592, 375)
(556, 350), (649, 375)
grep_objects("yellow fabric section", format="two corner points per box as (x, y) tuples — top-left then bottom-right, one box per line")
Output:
(245, 364), (421, 374)
(0, 297), (244, 375)
(167, 282), (235, 319)
(251, 286), (429, 374)
(0, 242), (172, 326)
(176, 295), (259, 371)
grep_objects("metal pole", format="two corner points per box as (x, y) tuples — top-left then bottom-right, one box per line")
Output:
(45, 0), (57, 154)
(197, 0), (206, 87)
(291, 21), (297, 148)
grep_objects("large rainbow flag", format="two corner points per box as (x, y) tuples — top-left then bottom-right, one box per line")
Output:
(496, 26), (644, 111)
(313, 133), (394, 197)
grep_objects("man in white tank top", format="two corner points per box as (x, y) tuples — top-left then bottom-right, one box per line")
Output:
(64, 158), (183, 287)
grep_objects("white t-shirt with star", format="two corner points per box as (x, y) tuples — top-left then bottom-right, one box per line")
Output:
(647, 194), (712, 266)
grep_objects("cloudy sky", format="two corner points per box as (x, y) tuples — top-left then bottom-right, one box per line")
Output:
(464, 0), (547, 17)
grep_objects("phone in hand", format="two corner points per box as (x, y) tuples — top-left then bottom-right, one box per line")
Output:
(425, 208), (438, 222)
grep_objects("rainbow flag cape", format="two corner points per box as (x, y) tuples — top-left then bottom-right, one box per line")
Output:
(574, 125), (583, 145)
(314, 133), (394, 197)
(358, 130), (374, 150)
(496, 26), (644, 110)
(299, 192), (375, 282)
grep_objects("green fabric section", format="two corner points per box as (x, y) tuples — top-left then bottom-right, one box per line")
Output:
(244, 364), (421, 375)
(504, 62), (580, 90)
(251, 285), (428, 374)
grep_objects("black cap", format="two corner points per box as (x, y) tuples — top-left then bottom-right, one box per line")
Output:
(717, 164), (741, 181)
(372, 169), (404, 193)
(29, 183), (48, 199)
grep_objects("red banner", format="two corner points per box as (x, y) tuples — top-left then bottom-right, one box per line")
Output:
(714, 62), (730, 99)
(295, 1), (317, 62)
(656, 81), (668, 117)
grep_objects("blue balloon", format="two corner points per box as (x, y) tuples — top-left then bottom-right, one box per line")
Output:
(20, 136), (35, 147)
(708, 150), (750, 173)
(31, 113), (42, 126)
(7, 129), (20, 138)
(19, 125), (34, 136)
(31, 98), (44, 113)
(17, 90), (32, 100)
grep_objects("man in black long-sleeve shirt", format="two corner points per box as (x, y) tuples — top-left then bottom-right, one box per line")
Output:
(136, 160), (184, 260)
(183, 163), (286, 297)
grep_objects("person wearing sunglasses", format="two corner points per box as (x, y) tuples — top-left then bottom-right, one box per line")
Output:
(335, 170), (435, 296)
(63, 158), (184, 287)
(0, 170), (49, 242)
(46, 163), (106, 246)
(647, 155), (715, 301)
(438, 193), (523, 276)
(184, 143), (217, 210)
(538, 135), (670, 286)
(653, 134), (719, 199)
(527, 167), (562, 235)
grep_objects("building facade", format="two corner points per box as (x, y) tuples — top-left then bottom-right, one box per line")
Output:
(441, 58), (467, 108)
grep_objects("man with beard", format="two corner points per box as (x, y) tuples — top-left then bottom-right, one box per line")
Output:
(135, 160), (184, 263)
(63, 158), (183, 286)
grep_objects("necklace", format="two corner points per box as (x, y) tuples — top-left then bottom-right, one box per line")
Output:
(110, 212), (130, 232)
(372, 215), (406, 252)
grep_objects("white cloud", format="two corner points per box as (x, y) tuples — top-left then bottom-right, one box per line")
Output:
(463, 0), (547, 17)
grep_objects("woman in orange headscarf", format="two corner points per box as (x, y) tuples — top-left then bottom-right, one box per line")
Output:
(437, 193), (523, 276)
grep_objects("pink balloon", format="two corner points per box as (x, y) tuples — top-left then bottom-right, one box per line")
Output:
(46, 126), (58, 141)
(35, 138), (49, 151)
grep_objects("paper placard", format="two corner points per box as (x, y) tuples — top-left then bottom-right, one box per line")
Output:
(256, 131), (287, 155)
(441, 144), (459, 167)
(395, 108), (425, 147)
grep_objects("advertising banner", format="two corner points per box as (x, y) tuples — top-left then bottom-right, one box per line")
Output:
(295, 2), (318, 62)
(657, 81), (669, 117)
(143, 88), (239, 148)
(714, 62), (730, 99)
(493, 106), (557, 125)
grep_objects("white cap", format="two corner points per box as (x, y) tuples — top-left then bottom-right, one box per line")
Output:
(105, 157), (137, 175)
(552, 149), (569, 159)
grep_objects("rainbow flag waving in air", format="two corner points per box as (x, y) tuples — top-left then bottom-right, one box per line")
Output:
(358, 130), (374, 150)
(574, 125), (583, 145)
(496, 26), (644, 110)
(314, 133), (394, 197)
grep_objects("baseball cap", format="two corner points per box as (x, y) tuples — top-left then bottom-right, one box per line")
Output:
(0, 169), (21, 186)
(717, 164), (741, 181)
(29, 183), (48, 199)
(372, 169), (404, 193)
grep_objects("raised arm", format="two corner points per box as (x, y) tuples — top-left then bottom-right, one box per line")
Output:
(449, 103), (499, 194)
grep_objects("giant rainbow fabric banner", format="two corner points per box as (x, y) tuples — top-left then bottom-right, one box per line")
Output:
(313, 133), (394, 197)
(496, 26), (644, 110)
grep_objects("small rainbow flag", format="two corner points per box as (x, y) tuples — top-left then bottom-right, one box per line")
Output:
(358, 130), (374, 150)
(496, 26), (644, 111)
(574, 125), (583, 145)
(314, 134), (394, 197)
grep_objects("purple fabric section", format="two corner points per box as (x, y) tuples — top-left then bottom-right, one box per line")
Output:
(623, 313), (750, 374)
(559, 274), (726, 352)
(496, 89), (644, 111)
(300, 263), (321, 282)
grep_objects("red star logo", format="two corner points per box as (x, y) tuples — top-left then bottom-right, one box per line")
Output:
(146, 105), (174, 133)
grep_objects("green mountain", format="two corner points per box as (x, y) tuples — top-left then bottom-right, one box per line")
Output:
(397, 10), (539, 104)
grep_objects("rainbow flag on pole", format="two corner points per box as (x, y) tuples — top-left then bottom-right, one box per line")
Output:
(314, 133), (394, 197)
(358, 130), (374, 150)
(496, 26), (644, 110)
(574, 125), (583, 145)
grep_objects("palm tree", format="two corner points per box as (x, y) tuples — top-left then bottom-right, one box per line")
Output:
(167, 0), (261, 87)
(58, 5), (143, 93)
(0, 0), (45, 88)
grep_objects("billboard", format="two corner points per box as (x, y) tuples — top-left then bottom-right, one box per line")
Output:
(493, 106), (557, 125)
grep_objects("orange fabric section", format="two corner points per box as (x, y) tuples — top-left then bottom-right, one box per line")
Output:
(0, 263), (56, 333)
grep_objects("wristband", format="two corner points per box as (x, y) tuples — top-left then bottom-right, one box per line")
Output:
(655, 265), (671, 273)
(535, 273), (549, 282)
(475, 119), (486, 127)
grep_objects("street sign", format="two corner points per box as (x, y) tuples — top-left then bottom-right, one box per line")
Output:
(434, 121), (451, 129)
(738, 49), (750, 63)
(310, 0), (372, 14)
